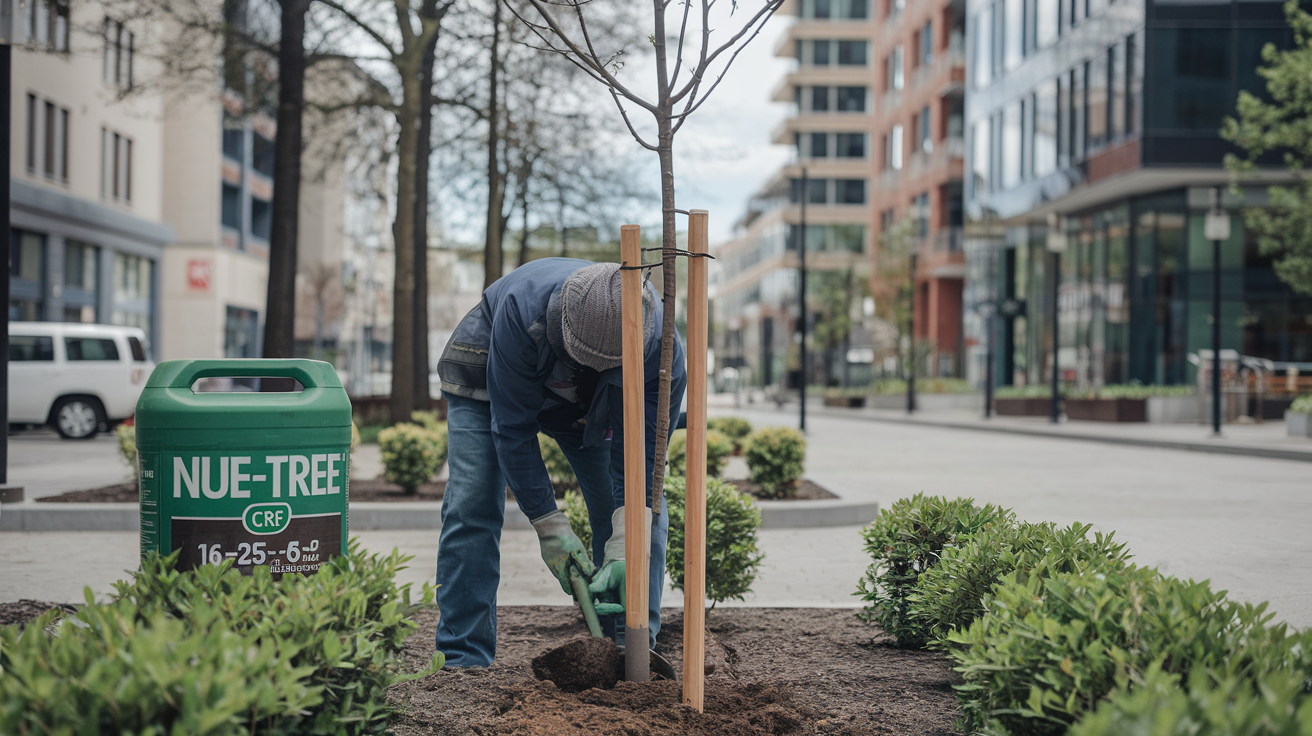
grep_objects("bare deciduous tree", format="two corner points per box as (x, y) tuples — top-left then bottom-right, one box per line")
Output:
(515, 0), (785, 496)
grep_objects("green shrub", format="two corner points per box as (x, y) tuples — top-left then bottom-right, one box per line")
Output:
(707, 416), (753, 453)
(538, 433), (578, 488)
(874, 378), (974, 395)
(563, 489), (592, 552)
(111, 544), (440, 734)
(743, 426), (807, 498)
(114, 423), (136, 470)
(665, 475), (764, 606)
(856, 493), (1012, 647)
(0, 601), (321, 735)
(379, 423), (445, 493)
(910, 521), (1131, 646)
(2, 545), (438, 736)
(947, 566), (1296, 735)
(995, 384), (1059, 398)
(1291, 394), (1312, 413)
(351, 421), (361, 452)
(1070, 384), (1196, 400)
(667, 429), (733, 478)
(1070, 663), (1312, 736)
(358, 424), (386, 444)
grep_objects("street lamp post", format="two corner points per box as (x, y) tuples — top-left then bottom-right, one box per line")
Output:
(1205, 188), (1231, 437)
(798, 165), (808, 433)
(1047, 214), (1066, 425)
(0, 9), (17, 501)
(907, 251), (917, 414)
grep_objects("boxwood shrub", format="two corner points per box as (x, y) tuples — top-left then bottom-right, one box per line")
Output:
(707, 416), (753, 453)
(743, 426), (807, 498)
(667, 428), (734, 478)
(379, 423), (446, 493)
(665, 475), (764, 606)
(856, 493), (1012, 647)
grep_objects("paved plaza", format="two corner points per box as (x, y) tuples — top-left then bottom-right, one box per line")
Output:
(4, 407), (1311, 627)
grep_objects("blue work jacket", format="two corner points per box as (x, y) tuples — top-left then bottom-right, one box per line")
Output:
(436, 258), (687, 521)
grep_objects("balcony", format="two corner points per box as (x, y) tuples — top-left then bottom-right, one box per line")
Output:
(919, 227), (963, 255)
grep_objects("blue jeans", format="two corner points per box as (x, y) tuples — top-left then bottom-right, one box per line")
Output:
(434, 393), (668, 667)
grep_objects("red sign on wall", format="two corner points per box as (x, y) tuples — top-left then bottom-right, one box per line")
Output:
(187, 260), (212, 292)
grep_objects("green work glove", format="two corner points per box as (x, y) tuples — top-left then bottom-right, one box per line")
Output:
(588, 506), (651, 617)
(531, 510), (594, 596)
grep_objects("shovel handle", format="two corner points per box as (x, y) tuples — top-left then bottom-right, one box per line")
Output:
(570, 570), (604, 638)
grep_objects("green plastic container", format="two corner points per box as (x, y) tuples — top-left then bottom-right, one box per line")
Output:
(136, 359), (351, 574)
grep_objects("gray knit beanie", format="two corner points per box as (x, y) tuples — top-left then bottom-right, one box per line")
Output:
(560, 262), (655, 371)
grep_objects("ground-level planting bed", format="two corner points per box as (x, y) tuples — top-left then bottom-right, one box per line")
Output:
(389, 606), (961, 735)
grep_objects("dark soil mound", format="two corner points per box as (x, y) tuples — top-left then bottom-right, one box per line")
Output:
(388, 606), (962, 736)
(349, 478), (448, 502)
(531, 636), (624, 692)
(0, 600), (77, 627)
(727, 479), (838, 501)
(490, 680), (806, 735)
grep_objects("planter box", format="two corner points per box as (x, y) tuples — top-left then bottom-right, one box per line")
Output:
(1147, 395), (1199, 424)
(994, 397), (1051, 417)
(1066, 398), (1147, 422)
(871, 393), (983, 412)
(824, 396), (866, 408)
(1287, 412), (1312, 438)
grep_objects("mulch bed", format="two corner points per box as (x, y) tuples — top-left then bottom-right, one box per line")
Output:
(0, 600), (77, 627)
(727, 479), (838, 501)
(37, 482), (138, 503)
(389, 606), (962, 735)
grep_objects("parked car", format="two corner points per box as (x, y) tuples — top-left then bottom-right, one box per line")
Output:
(8, 322), (154, 439)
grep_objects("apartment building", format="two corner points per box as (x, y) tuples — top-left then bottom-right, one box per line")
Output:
(870, 0), (967, 377)
(963, 0), (1311, 389)
(9, 0), (171, 343)
(713, 0), (874, 387)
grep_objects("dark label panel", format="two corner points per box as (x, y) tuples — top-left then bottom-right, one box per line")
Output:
(170, 514), (342, 574)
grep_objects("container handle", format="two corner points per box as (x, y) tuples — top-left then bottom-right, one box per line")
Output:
(160, 360), (327, 390)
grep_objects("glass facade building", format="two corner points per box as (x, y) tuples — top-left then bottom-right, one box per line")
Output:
(963, 0), (1309, 388)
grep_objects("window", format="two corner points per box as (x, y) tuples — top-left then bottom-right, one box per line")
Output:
(880, 208), (896, 231)
(223, 121), (245, 161)
(912, 192), (930, 236)
(103, 19), (134, 91)
(128, 336), (149, 362)
(837, 40), (867, 65)
(65, 241), (98, 292)
(889, 46), (904, 89)
(836, 86), (867, 111)
(1037, 0), (1057, 48)
(889, 124), (904, 169)
(803, 0), (868, 18)
(811, 86), (830, 112)
(1002, 102), (1022, 188)
(25, 95), (36, 172)
(1035, 79), (1058, 176)
(252, 132), (275, 176)
(102, 129), (133, 202)
(810, 131), (829, 157)
(29, 0), (70, 51)
(14, 231), (44, 283)
(836, 179), (866, 204)
(836, 132), (866, 157)
(1071, 66), (1085, 160)
(1147, 28), (1230, 131)
(812, 40), (831, 65)
(1004, 0), (1022, 71)
(65, 337), (120, 361)
(1087, 54), (1107, 149)
(974, 6), (994, 87)
(1128, 32), (1142, 135)
(113, 253), (152, 303)
(27, 97), (69, 181)
(10, 335), (55, 361)
(920, 22), (933, 66)
(1110, 41), (1126, 140)
(832, 225), (864, 252)
(251, 197), (273, 240)
(917, 105), (932, 152)
(222, 184), (242, 228)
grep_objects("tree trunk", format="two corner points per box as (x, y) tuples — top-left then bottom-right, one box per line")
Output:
(516, 190), (531, 267)
(262, 0), (309, 359)
(390, 70), (422, 424)
(482, 0), (504, 290)
(650, 123), (676, 509)
(413, 11), (440, 412)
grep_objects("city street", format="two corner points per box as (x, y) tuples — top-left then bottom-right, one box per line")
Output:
(4, 407), (1310, 628)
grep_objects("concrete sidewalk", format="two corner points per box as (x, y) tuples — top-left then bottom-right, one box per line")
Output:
(0, 525), (872, 610)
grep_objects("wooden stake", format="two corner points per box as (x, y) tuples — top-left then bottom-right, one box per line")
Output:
(620, 225), (650, 682)
(683, 210), (709, 711)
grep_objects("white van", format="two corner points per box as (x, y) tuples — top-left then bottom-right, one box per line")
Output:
(8, 322), (155, 439)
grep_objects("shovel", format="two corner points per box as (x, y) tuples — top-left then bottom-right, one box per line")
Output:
(568, 564), (677, 681)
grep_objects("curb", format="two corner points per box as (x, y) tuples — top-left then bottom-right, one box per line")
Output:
(1, 499), (878, 533)
(811, 407), (1312, 464)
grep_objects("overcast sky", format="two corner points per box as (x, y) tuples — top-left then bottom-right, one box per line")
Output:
(621, 14), (795, 245)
